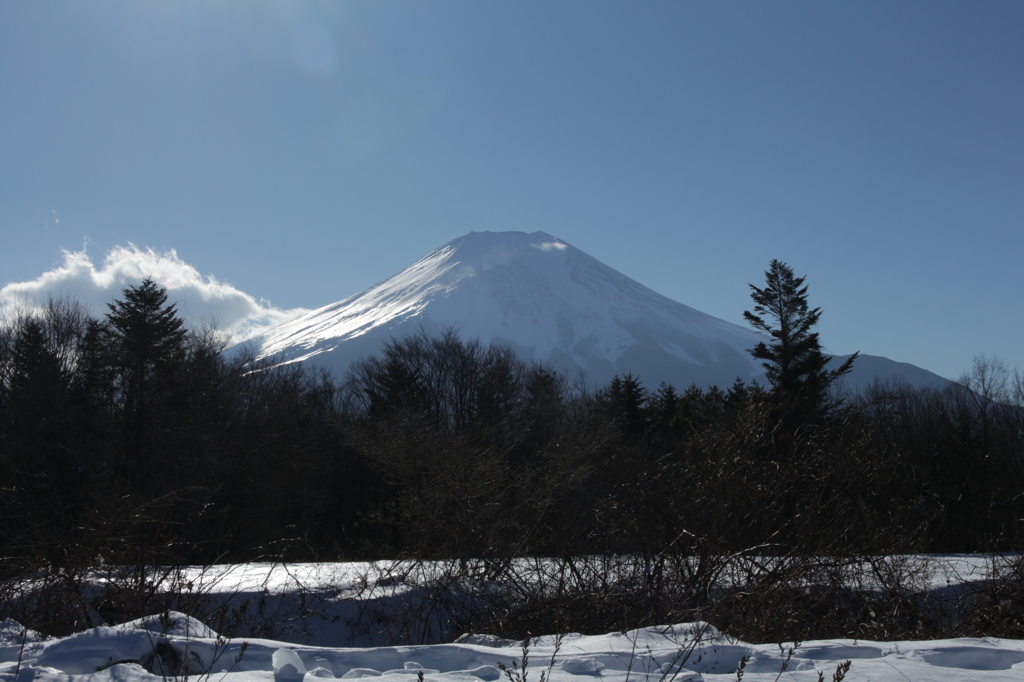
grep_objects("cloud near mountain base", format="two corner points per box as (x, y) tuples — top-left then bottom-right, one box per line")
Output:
(0, 245), (307, 342)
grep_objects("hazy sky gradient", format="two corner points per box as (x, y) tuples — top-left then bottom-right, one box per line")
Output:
(2, 1), (1021, 380)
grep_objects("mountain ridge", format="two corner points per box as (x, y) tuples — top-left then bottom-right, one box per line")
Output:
(245, 231), (949, 391)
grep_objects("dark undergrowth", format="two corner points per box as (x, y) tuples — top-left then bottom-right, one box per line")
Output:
(4, 553), (1021, 646)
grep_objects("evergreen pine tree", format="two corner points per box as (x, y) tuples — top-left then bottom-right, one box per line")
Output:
(603, 373), (648, 438)
(106, 278), (187, 414)
(105, 278), (188, 489)
(73, 317), (117, 414)
(648, 382), (679, 428)
(2, 315), (86, 552)
(8, 318), (66, 427)
(743, 259), (857, 422)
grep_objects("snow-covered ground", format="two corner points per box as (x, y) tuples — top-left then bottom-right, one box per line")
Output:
(4, 612), (1024, 682)
(3, 557), (1022, 681)
(167, 554), (1008, 604)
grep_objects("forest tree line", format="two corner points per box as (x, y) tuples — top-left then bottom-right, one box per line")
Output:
(1, 275), (1023, 576)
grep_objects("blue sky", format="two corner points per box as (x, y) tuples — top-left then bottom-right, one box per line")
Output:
(2, 0), (1022, 381)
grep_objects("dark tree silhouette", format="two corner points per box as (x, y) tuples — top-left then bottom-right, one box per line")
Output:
(106, 278), (187, 417)
(744, 259), (857, 422)
(602, 373), (648, 439)
(105, 278), (189, 490)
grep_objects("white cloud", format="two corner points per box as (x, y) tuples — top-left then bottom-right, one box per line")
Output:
(0, 245), (307, 342)
(534, 241), (568, 252)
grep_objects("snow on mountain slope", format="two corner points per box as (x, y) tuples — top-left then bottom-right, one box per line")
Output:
(244, 231), (951, 390)
(247, 231), (766, 389)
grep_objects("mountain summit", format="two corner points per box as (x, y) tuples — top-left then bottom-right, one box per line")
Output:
(249, 231), (766, 388)
(247, 231), (948, 391)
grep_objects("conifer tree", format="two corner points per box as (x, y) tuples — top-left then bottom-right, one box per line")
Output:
(5, 318), (68, 476)
(73, 317), (117, 413)
(105, 278), (188, 488)
(743, 260), (857, 421)
(603, 373), (648, 438)
(106, 278), (187, 417)
(8, 318), (66, 424)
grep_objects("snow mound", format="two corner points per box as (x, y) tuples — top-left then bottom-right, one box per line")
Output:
(117, 611), (218, 640)
(273, 648), (307, 682)
(3, 615), (1024, 682)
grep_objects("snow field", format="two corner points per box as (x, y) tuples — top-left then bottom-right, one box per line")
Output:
(6, 557), (1024, 675)
(3, 556), (1023, 681)
(4, 613), (1024, 682)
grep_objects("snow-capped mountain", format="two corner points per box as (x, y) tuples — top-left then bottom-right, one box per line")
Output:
(245, 231), (948, 391)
